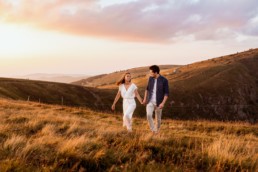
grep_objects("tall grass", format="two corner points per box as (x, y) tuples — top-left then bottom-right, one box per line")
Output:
(0, 98), (257, 171)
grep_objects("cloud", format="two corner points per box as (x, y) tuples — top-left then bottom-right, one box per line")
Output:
(1, 0), (258, 43)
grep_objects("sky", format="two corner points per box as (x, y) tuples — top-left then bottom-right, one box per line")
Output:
(0, 0), (258, 76)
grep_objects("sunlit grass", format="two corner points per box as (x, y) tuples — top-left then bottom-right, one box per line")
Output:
(0, 98), (257, 171)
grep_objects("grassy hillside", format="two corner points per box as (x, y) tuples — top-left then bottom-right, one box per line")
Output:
(167, 48), (258, 122)
(0, 78), (110, 110)
(88, 49), (258, 123)
(0, 49), (257, 122)
(0, 99), (257, 171)
(72, 65), (178, 87)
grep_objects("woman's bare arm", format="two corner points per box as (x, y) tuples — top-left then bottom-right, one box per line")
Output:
(135, 89), (143, 104)
(111, 90), (121, 110)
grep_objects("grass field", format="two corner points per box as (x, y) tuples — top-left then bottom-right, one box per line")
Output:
(0, 98), (257, 171)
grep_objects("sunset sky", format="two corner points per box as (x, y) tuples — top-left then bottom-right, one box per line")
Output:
(1, 0), (258, 76)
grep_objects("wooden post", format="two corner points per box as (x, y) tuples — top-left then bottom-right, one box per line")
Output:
(27, 96), (30, 101)
(61, 96), (64, 105)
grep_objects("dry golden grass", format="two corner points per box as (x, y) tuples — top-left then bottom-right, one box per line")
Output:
(74, 65), (176, 88)
(0, 98), (257, 171)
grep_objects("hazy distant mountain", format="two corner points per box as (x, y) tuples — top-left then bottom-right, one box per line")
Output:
(15, 73), (90, 83)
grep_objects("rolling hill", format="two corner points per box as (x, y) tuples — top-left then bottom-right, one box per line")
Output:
(73, 48), (258, 123)
(0, 49), (257, 122)
(0, 78), (109, 110)
(72, 65), (178, 87)
(167, 48), (258, 123)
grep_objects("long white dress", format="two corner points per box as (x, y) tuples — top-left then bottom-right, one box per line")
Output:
(119, 83), (137, 131)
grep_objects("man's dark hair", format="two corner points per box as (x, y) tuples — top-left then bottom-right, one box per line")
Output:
(149, 65), (160, 74)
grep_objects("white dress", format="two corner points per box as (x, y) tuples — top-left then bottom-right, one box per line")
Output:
(119, 83), (137, 131)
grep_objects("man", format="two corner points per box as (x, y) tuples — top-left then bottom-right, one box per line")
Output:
(142, 65), (169, 134)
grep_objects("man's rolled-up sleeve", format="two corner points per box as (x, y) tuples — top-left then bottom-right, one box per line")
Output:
(164, 79), (169, 97)
(146, 77), (151, 91)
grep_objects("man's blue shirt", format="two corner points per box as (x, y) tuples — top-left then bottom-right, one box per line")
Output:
(146, 75), (169, 106)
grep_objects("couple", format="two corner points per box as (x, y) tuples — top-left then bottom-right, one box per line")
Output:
(111, 65), (169, 133)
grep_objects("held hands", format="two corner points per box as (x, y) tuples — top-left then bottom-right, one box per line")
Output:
(141, 99), (146, 105)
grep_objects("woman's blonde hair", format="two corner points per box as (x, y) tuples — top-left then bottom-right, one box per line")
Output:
(116, 72), (131, 86)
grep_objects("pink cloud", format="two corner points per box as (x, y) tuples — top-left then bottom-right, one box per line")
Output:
(1, 0), (258, 43)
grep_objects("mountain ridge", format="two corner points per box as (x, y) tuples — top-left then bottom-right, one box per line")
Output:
(14, 73), (91, 83)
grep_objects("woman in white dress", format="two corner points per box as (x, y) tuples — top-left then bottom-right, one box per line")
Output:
(111, 72), (143, 132)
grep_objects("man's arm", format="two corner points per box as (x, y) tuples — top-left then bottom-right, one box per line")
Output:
(158, 95), (168, 109)
(158, 79), (169, 109)
(142, 77), (151, 104)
